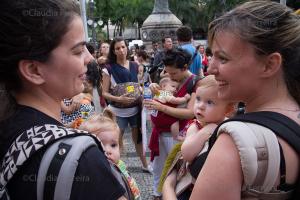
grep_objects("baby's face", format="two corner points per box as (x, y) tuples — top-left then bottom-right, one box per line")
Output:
(194, 86), (229, 125)
(162, 81), (178, 93)
(95, 129), (120, 164)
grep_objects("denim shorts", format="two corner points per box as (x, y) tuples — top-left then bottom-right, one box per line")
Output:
(116, 114), (138, 130)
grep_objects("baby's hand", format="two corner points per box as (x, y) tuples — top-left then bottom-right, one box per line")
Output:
(149, 83), (161, 95)
(184, 94), (191, 101)
(176, 135), (185, 142)
(97, 56), (107, 64)
(198, 123), (218, 137)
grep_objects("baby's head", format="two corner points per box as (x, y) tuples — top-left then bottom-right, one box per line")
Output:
(79, 108), (120, 164)
(194, 75), (234, 125)
(159, 77), (179, 93)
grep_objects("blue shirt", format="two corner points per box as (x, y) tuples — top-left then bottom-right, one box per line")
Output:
(180, 43), (202, 75)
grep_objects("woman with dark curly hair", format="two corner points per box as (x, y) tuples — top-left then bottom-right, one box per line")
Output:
(102, 37), (150, 173)
(144, 48), (201, 199)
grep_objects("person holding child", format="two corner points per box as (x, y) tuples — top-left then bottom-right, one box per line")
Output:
(190, 1), (300, 199)
(144, 48), (201, 199)
(61, 60), (101, 128)
(102, 37), (150, 172)
(161, 75), (234, 200)
(152, 77), (191, 141)
(80, 109), (141, 200)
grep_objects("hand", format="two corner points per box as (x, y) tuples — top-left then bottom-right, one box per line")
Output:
(184, 93), (191, 101)
(149, 83), (161, 95)
(71, 95), (82, 110)
(97, 56), (107, 64)
(198, 123), (218, 137)
(118, 94), (136, 106)
(143, 99), (164, 112)
(176, 135), (185, 141)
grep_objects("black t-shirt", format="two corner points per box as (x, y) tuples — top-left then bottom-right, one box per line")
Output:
(0, 105), (125, 200)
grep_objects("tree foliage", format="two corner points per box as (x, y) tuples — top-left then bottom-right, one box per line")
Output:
(94, 0), (247, 38)
(94, 0), (153, 38)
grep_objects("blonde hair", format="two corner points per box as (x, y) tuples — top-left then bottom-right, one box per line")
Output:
(197, 75), (217, 89)
(197, 75), (236, 115)
(79, 108), (120, 136)
(159, 77), (172, 87)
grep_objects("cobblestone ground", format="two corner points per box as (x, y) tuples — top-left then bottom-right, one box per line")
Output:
(121, 120), (153, 200)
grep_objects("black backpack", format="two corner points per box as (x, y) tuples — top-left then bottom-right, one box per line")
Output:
(0, 124), (102, 200)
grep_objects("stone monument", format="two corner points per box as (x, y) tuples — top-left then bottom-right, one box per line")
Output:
(141, 0), (182, 48)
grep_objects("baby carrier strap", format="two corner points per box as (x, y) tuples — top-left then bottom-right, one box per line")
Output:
(37, 135), (99, 200)
(186, 75), (202, 95)
(217, 122), (281, 193)
(109, 61), (139, 84)
(0, 124), (97, 200)
(225, 111), (300, 153)
(211, 111), (300, 199)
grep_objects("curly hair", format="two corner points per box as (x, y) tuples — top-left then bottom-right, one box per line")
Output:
(162, 48), (192, 69)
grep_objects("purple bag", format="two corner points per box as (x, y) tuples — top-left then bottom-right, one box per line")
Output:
(110, 82), (142, 108)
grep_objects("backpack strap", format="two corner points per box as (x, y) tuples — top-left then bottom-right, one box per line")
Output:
(211, 111), (300, 199)
(225, 111), (300, 153)
(186, 75), (202, 95)
(0, 124), (89, 200)
(217, 121), (281, 192)
(189, 50), (198, 66)
(37, 135), (100, 200)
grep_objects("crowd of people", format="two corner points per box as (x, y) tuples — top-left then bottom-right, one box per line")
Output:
(0, 0), (299, 200)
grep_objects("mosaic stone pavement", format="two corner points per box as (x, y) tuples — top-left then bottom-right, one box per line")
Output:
(121, 120), (154, 200)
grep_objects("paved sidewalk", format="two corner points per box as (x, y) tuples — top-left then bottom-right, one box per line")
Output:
(121, 123), (154, 200)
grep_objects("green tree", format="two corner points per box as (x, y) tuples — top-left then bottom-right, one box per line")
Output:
(94, 0), (247, 40)
(94, 0), (114, 40)
(95, 0), (153, 39)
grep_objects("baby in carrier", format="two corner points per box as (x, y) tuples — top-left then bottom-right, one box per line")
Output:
(161, 75), (235, 199)
(152, 77), (191, 141)
(79, 108), (141, 200)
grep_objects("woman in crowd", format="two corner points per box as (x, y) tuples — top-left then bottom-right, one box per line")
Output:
(102, 37), (150, 172)
(190, 1), (300, 199)
(98, 42), (110, 65)
(0, 0), (126, 199)
(144, 48), (201, 199)
(97, 42), (110, 109)
(137, 50), (152, 86)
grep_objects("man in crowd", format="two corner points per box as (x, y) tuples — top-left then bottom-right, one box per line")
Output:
(150, 37), (173, 83)
(176, 26), (203, 76)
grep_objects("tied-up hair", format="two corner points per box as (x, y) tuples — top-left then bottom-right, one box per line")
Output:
(208, 0), (300, 106)
(0, 0), (81, 121)
(162, 48), (192, 69)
